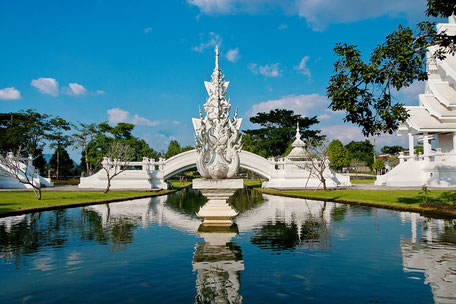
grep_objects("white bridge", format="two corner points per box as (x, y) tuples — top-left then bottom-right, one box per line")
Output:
(79, 149), (350, 190)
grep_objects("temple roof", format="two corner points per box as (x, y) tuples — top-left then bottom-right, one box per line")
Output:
(419, 94), (456, 121)
(428, 82), (456, 107)
(400, 18), (456, 136)
(401, 106), (456, 134)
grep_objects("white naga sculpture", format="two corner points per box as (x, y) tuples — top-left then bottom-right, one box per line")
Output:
(192, 45), (243, 179)
(192, 46), (244, 226)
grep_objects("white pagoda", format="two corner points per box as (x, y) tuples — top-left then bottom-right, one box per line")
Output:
(376, 16), (456, 187)
(287, 122), (310, 160)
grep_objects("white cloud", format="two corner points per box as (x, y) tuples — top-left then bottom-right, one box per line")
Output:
(31, 78), (59, 96)
(321, 125), (408, 150)
(226, 48), (240, 62)
(248, 63), (281, 77)
(0, 87), (21, 100)
(68, 83), (88, 96)
(32, 78), (102, 97)
(295, 56), (311, 76)
(248, 93), (328, 117)
(173, 121), (181, 125)
(188, 0), (234, 14)
(321, 125), (366, 143)
(107, 108), (159, 127)
(397, 80), (424, 105)
(188, 0), (426, 31)
(144, 27), (152, 34)
(278, 24), (288, 30)
(318, 114), (330, 120)
(193, 32), (222, 52)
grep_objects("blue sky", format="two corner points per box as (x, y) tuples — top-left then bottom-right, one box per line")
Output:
(0, 0), (443, 159)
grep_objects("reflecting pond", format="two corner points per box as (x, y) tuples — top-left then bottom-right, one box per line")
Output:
(1, 188), (456, 303)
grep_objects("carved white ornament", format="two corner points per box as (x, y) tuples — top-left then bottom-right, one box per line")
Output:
(193, 46), (243, 179)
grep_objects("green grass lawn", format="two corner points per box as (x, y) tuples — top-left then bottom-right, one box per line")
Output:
(0, 190), (174, 215)
(169, 180), (192, 190)
(254, 188), (456, 217)
(351, 179), (375, 184)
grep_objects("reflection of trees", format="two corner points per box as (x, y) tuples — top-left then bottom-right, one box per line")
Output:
(330, 205), (348, 222)
(251, 217), (329, 251)
(0, 206), (139, 267)
(250, 202), (330, 252)
(166, 188), (264, 216)
(0, 211), (72, 267)
(166, 188), (207, 216)
(228, 188), (263, 213)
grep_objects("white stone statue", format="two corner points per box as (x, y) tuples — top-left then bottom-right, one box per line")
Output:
(192, 45), (243, 179)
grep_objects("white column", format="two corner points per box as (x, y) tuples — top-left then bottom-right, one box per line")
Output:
(408, 133), (415, 157)
(452, 132), (456, 152)
(423, 132), (430, 162)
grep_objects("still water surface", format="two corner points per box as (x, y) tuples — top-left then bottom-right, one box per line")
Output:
(1, 188), (455, 303)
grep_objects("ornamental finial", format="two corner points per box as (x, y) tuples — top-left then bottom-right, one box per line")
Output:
(450, 13), (456, 24)
(296, 122), (301, 140)
(215, 45), (220, 71)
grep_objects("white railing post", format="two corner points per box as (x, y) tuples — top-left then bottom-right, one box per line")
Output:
(102, 157), (110, 170)
(399, 152), (405, 164)
(142, 157), (149, 171)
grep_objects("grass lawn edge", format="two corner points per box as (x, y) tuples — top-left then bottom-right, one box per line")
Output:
(253, 188), (456, 219)
(0, 190), (177, 218)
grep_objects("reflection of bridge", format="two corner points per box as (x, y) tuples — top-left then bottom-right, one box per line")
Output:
(79, 149), (350, 190)
(84, 192), (333, 237)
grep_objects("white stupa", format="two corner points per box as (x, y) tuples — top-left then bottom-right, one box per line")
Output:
(376, 16), (456, 187)
(287, 122), (309, 160)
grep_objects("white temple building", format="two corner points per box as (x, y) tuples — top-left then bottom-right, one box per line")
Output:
(376, 16), (456, 187)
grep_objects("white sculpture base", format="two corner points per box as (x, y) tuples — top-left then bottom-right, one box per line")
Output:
(193, 178), (244, 226)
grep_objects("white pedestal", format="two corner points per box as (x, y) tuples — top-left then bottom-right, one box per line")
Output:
(193, 178), (244, 226)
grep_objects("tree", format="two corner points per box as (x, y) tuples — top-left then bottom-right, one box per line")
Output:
(327, 139), (349, 172)
(71, 122), (98, 174)
(164, 140), (192, 159)
(296, 139), (330, 190)
(381, 145), (404, 155)
(327, 0), (456, 136)
(243, 109), (322, 158)
(345, 140), (375, 168)
(0, 149), (42, 199)
(387, 154), (400, 167)
(373, 158), (385, 175)
(0, 110), (52, 170)
(48, 117), (71, 180)
(102, 142), (135, 193)
(86, 122), (161, 172)
(49, 147), (74, 178)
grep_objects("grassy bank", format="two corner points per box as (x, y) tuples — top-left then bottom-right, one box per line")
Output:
(0, 190), (176, 216)
(350, 179), (375, 184)
(0, 180), (194, 217)
(253, 188), (456, 217)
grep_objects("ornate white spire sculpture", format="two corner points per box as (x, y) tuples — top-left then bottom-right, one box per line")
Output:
(192, 46), (243, 179)
(288, 122), (309, 160)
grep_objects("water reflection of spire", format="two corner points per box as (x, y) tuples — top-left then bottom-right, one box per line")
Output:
(193, 226), (244, 304)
